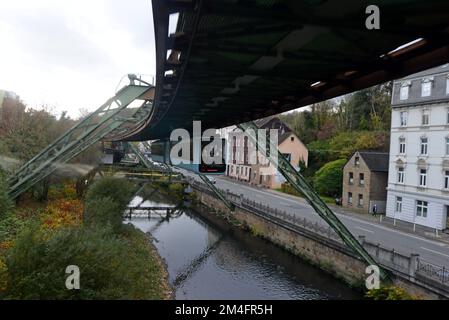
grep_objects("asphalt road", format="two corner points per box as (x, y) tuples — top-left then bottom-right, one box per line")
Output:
(182, 170), (449, 269)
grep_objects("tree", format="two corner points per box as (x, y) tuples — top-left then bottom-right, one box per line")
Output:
(313, 159), (347, 197)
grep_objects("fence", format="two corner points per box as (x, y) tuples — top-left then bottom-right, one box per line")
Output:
(417, 259), (449, 286)
(188, 178), (449, 292)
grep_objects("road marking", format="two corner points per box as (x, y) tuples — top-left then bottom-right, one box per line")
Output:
(420, 247), (449, 258)
(355, 226), (374, 234)
(218, 179), (309, 207)
(339, 214), (449, 248)
(214, 176), (449, 249)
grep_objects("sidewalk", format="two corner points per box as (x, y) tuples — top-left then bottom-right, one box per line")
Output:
(221, 176), (449, 245)
(270, 187), (449, 245)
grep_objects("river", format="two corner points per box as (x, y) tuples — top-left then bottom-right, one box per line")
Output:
(126, 194), (361, 300)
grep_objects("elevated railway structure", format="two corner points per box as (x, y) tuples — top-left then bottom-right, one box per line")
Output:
(7, 0), (449, 280)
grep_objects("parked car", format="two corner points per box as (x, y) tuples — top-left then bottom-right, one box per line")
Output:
(206, 176), (216, 184)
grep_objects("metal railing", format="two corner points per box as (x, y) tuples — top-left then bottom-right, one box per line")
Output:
(417, 259), (449, 285)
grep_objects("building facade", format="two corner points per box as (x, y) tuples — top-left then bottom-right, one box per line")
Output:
(386, 64), (449, 230)
(227, 117), (308, 189)
(342, 151), (389, 214)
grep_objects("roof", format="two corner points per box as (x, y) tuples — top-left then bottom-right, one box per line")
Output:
(396, 63), (449, 81)
(357, 152), (389, 172)
(278, 131), (294, 144)
(121, 0), (449, 141)
(230, 115), (296, 145)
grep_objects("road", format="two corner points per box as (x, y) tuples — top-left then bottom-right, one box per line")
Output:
(182, 170), (449, 269)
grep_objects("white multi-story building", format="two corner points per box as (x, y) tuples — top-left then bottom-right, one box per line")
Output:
(386, 64), (449, 231)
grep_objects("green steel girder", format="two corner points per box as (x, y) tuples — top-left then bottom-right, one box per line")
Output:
(126, 142), (157, 170)
(140, 140), (172, 173)
(237, 121), (389, 280)
(8, 79), (154, 198)
(198, 173), (235, 212)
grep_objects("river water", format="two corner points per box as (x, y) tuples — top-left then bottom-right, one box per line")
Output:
(126, 194), (361, 300)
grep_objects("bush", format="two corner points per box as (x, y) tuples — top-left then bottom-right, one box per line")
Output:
(366, 286), (417, 300)
(85, 177), (134, 210)
(84, 197), (124, 231)
(0, 171), (13, 218)
(0, 212), (23, 245)
(313, 159), (346, 197)
(280, 183), (302, 197)
(1, 223), (166, 299)
(168, 183), (184, 201)
(84, 177), (135, 232)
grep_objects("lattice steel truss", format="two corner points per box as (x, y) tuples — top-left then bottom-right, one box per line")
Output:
(8, 76), (154, 199)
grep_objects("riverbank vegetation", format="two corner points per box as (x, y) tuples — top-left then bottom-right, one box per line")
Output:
(366, 286), (418, 300)
(0, 174), (170, 299)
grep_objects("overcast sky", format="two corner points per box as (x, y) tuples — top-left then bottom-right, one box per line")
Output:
(0, 0), (157, 118)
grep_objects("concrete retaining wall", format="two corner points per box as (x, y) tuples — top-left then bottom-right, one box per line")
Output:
(192, 186), (449, 299)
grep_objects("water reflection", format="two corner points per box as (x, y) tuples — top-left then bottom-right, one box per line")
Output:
(126, 195), (361, 300)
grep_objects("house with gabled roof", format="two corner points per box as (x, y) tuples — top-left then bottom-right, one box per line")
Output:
(227, 116), (308, 189)
(342, 151), (389, 214)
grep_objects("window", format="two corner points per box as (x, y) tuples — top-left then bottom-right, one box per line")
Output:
(446, 77), (449, 95)
(236, 167), (240, 175)
(445, 171), (449, 189)
(282, 153), (292, 162)
(420, 137), (428, 155)
(397, 167), (404, 183)
(419, 169), (427, 187)
(290, 136), (294, 142)
(400, 111), (408, 126)
(416, 200), (428, 218)
(359, 173), (365, 186)
(400, 85), (409, 100)
(422, 110), (429, 126)
(349, 172), (354, 184)
(446, 137), (449, 155)
(358, 194), (364, 207)
(395, 197), (402, 213)
(399, 137), (406, 154)
(421, 80), (432, 97)
(447, 108), (449, 124)
(348, 192), (353, 205)
(355, 156), (360, 166)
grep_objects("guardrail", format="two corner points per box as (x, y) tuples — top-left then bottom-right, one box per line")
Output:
(417, 259), (449, 285)
(188, 178), (449, 293)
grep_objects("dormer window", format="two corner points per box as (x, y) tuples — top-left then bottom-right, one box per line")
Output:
(400, 83), (410, 100)
(421, 78), (433, 97)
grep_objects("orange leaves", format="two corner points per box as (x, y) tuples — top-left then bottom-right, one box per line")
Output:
(40, 199), (83, 231)
(0, 240), (12, 251)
